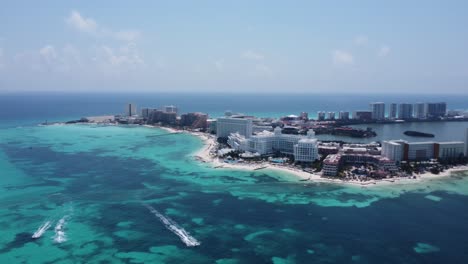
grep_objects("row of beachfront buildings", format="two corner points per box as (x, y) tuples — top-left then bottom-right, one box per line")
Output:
(381, 140), (466, 163)
(120, 103), (209, 128)
(317, 102), (450, 121)
(321, 135), (468, 177)
(122, 103), (468, 178)
(216, 115), (468, 177)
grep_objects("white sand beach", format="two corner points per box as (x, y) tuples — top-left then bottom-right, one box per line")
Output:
(187, 129), (468, 187)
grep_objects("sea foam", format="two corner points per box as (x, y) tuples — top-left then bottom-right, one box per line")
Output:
(144, 204), (200, 247)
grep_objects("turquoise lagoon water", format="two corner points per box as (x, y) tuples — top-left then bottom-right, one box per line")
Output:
(1, 124), (468, 263)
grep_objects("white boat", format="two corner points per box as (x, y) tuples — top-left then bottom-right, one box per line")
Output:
(32, 221), (52, 239)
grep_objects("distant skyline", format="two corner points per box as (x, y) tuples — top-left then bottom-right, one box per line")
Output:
(1, 1), (468, 94)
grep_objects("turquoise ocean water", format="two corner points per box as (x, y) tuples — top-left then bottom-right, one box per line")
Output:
(1, 93), (468, 263)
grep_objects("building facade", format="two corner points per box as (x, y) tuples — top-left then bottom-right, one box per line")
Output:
(141, 108), (157, 119)
(435, 142), (465, 160)
(353, 111), (373, 121)
(381, 139), (465, 161)
(216, 117), (253, 138)
(148, 110), (177, 125)
(381, 140), (406, 162)
(317, 111), (326, 121)
(398, 103), (413, 119)
(322, 153), (397, 177)
(293, 138), (319, 162)
(164, 105), (178, 114)
(405, 142), (435, 160)
(180, 112), (208, 129)
(338, 111), (350, 120)
(425, 102), (447, 118)
(322, 154), (341, 176)
(370, 102), (385, 120)
(389, 103), (397, 119)
(228, 127), (319, 162)
(126, 103), (137, 116)
(414, 103), (426, 119)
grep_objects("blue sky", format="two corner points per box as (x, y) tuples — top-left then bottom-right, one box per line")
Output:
(0, 0), (467, 93)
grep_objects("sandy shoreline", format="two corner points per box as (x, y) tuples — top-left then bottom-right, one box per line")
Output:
(182, 128), (468, 187)
(113, 124), (468, 187)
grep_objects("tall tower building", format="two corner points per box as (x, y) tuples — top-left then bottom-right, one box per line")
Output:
(126, 103), (137, 116)
(338, 111), (350, 120)
(317, 111), (326, 121)
(370, 102), (385, 120)
(164, 105), (178, 114)
(425, 102), (447, 118)
(216, 117), (253, 138)
(389, 103), (397, 119)
(299, 112), (309, 120)
(398, 103), (413, 119)
(414, 103), (426, 119)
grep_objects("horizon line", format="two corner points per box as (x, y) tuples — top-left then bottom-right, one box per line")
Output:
(1, 90), (468, 96)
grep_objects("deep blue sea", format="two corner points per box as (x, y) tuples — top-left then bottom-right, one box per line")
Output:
(2, 92), (468, 126)
(1, 93), (468, 263)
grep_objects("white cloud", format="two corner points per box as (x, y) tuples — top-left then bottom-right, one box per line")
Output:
(66, 10), (97, 34)
(39, 45), (85, 72)
(354, 35), (368, 46)
(241, 50), (264, 60)
(12, 44), (85, 73)
(332, 50), (354, 65)
(96, 44), (144, 69)
(378, 45), (391, 57)
(66, 10), (141, 42)
(39, 45), (58, 66)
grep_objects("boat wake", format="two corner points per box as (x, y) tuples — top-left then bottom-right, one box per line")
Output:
(53, 216), (68, 243)
(144, 204), (201, 247)
(32, 221), (52, 239)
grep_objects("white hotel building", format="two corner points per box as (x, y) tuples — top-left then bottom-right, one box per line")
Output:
(382, 139), (465, 162)
(370, 102), (385, 120)
(381, 140), (406, 162)
(228, 127), (319, 162)
(217, 117), (253, 138)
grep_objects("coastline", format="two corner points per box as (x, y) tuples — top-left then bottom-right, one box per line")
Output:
(59, 122), (468, 188)
(183, 127), (468, 187)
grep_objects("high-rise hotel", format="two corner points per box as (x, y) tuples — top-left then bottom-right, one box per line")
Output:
(216, 117), (253, 138)
(398, 103), (413, 119)
(370, 102), (385, 120)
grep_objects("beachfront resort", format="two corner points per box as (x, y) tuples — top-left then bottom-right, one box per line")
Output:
(62, 102), (468, 185)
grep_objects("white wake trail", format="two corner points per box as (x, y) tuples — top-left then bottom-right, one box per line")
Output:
(144, 204), (201, 247)
(53, 216), (68, 243)
(32, 221), (52, 239)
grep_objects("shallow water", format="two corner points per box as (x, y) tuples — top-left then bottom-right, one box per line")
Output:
(1, 124), (468, 263)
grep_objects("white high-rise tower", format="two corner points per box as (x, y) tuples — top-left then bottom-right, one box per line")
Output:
(370, 102), (385, 120)
(126, 103), (137, 116)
